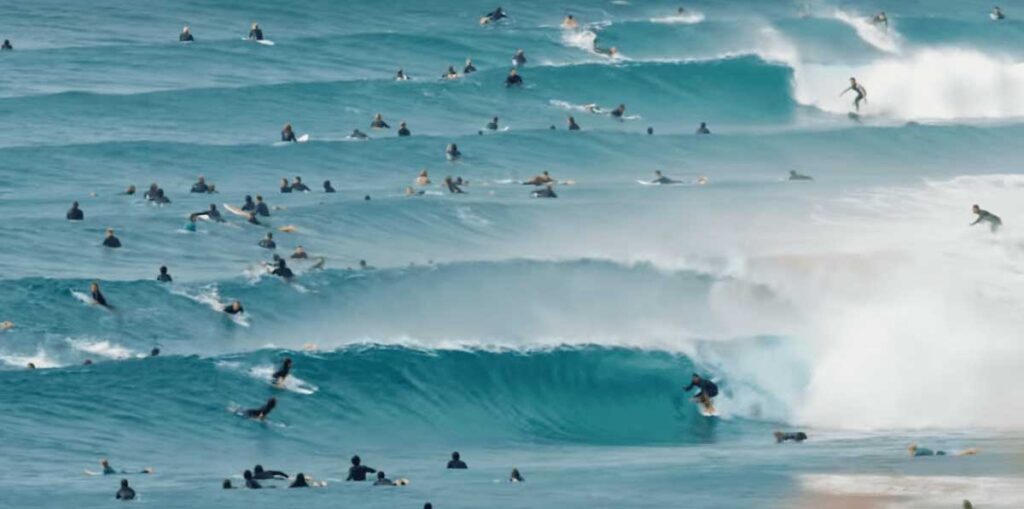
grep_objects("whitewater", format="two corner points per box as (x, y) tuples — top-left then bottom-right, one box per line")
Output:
(2, 0), (1024, 508)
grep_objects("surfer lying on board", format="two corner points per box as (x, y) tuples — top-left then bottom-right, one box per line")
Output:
(840, 77), (867, 112)
(99, 458), (153, 475)
(244, 397), (276, 420)
(190, 204), (225, 222)
(272, 358), (292, 385)
(651, 170), (678, 184)
(684, 373), (718, 408)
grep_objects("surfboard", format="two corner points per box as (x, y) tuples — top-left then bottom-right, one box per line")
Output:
(278, 225), (297, 233)
(257, 40), (275, 46)
(297, 134), (310, 143)
(990, 13), (1003, 20)
(224, 203), (249, 217)
(637, 179), (683, 186)
(699, 401), (717, 417)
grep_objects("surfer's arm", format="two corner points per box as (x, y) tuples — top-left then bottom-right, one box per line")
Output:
(683, 382), (696, 392)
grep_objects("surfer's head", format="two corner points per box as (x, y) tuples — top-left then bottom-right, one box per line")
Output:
(351, 455), (361, 466)
(120, 479), (129, 488)
(283, 357), (292, 368)
(691, 373), (702, 383)
(973, 204), (981, 213)
(90, 282), (100, 293)
(244, 470), (253, 480)
(254, 465), (265, 474)
(222, 479), (233, 489)
(266, 397), (277, 410)
(451, 451), (460, 460)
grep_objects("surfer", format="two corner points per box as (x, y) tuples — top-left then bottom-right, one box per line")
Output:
(99, 459), (152, 475)
(255, 195), (270, 216)
(444, 176), (465, 194)
(446, 143), (462, 160)
(289, 473), (311, 488)
(512, 49), (527, 67)
(346, 456), (377, 481)
(696, 122), (711, 134)
(774, 431), (808, 443)
(610, 104), (626, 119)
(323, 180), (336, 192)
(562, 15), (579, 29)
(248, 23), (264, 41)
(908, 443), (978, 457)
(243, 470), (262, 489)
(349, 129), (369, 140)
(116, 479), (136, 500)
(122, 185), (136, 195)
(650, 170), (677, 184)
(416, 169), (431, 185)
(272, 357), (292, 385)
(567, 116), (581, 130)
(523, 171), (554, 185)
(487, 116), (499, 130)
(531, 185), (557, 198)
(103, 228), (122, 248)
(992, 6), (1005, 20)
(157, 266), (172, 282)
(246, 212), (262, 226)
(443, 65), (459, 80)
(89, 282), (110, 308)
(872, 11), (888, 27)
(259, 232), (276, 249)
(280, 178), (292, 193)
(396, 69), (409, 81)
(67, 201), (84, 220)
(291, 246), (308, 259)
(190, 176), (210, 193)
(253, 465), (288, 480)
(371, 113), (390, 129)
(1, 40), (12, 50)
(224, 300), (244, 315)
(398, 121), (411, 136)
(222, 480), (235, 489)
(179, 25), (194, 42)
(464, 58), (477, 74)
(190, 203), (225, 222)
(281, 123), (297, 142)
(359, 259), (374, 270)
(840, 77), (867, 112)
(271, 257), (294, 279)
(447, 452), (468, 469)
(684, 373), (718, 409)
(505, 68), (523, 87)
(510, 468), (525, 482)
(481, 6), (507, 25)
(788, 170), (813, 181)
(152, 189), (170, 204)
(241, 195), (256, 212)
(244, 397), (277, 421)
(374, 471), (396, 486)
(971, 204), (1002, 232)
(594, 44), (618, 58)
(291, 176), (311, 192)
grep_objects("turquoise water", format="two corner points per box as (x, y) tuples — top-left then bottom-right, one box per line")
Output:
(3, 0), (1024, 507)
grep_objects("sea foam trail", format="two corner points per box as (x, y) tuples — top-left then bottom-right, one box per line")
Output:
(833, 9), (902, 54)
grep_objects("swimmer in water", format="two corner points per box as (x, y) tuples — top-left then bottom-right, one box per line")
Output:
(486, 116), (499, 130)
(222, 479), (235, 489)
(774, 431), (808, 443)
(416, 169), (431, 185)
(373, 471), (396, 486)
(241, 195), (256, 212)
(992, 6), (1005, 20)
(246, 212), (262, 226)
(244, 397), (276, 421)
(610, 103), (626, 119)
(157, 266), (172, 283)
(255, 195), (270, 216)
(696, 122), (711, 134)
(371, 113), (390, 129)
(324, 180), (336, 193)
(243, 470), (262, 489)
(531, 184), (558, 198)
(442, 65), (459, 80)
(446, 143), (462, 160)
(346, 455), (377, 481)
(593, 43), (618, 58)
(509, 468), (524, 482)
(464, 58), (477, 74)
(90, 282), (110, 308)
(224, 300), (244, 315)
(190, 203), (225, 222)
(254, 464), (289, 480)
(190, 176), (210, 193)
(179, 25), (194, 42)
(562, 15), (579, 29)
(152, 189), (170, 204)
(398, 121), (411, 137)
(270, 257), (294, 280)
(1, 40), (12, 51)
(349, 129), (369, 140)
(512, 49), (527, 67)
(67, 201), (84, 220)
(396, 69), (409, 81)
(840, 77), (867, 112)
(150, 348), (160, 357)
(505, 68), (523, 87)
(103, 228), (122, 248)
(122, 185), (136, 195)
(272, 358), (292, 385)
(144, 183), (159, 200)
(872, 11), (888, 27)
(481, 6), (507, 25)
(281, 123), (297, 142)
(280, 178), (292, 193)
(289, 473), (311, 488)
(523, 171), (554, 186)
(971, 204), (1002, 232)
(248, 22), (264, 41)
(447, 452), (468, 469)
(291, 176), (311, 192)
(650, 170), (678, 184)
(444, 176), (465, 194)
(259, 232), (276, 249)
(116, 479), (136, 500)
(567, 116), (581, 130)
(788, 170), (812, 181)
(291, 246), (308, 259)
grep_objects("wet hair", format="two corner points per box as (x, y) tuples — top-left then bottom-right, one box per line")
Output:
(452, 451), (460, 460)
(351, 455), (361, 466)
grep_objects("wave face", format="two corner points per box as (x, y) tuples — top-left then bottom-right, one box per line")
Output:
(4, 1), (1024, 507)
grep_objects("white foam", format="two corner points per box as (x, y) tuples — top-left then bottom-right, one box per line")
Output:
(650, 12), (705, 25)
(67, 338), (136, 359)
(833, 9), (902, 54)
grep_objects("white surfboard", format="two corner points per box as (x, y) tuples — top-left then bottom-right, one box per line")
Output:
(297, 134), (310, 143)
(223, 203), (249, 217)
(257, 39), (275, 46)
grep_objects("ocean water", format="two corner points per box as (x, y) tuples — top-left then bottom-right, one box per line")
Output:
(2, 0), (1024, 507)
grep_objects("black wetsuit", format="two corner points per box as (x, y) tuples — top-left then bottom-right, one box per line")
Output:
(67, 207), (84, 220)
(116, 486), (136, 500)
(244, 401), (274, 419)
(486, 120), (499, 130)
(486, 8), (507, 22)
(568, 119), (581, 131)
(253, 469), (288, 480)
(272, 364), (291, 382)
(271, 263), (294, 279)
(180, 32), (194, 42)
(398, 127), (411, 137)
(505, 74), (523, 87)
(347, 465), (377, 481)
(280, 184), (292, 193)
(256, 202), (270, 217)
(224, 304), (244, 315)
(241, 199), (256, 212)
(464, 63), (477, 74)
(447, 460), (468, 469)
(445, 180), (464, 194)
(371, 120), (390, 129)
(103, 236), (122, 248)
(157, 273), (172, 283)
(531, 187), (557, 198)
(611, 107), (625, 119)
(324, 182), (336, 192)
(291, 182), (311, 192)
(191, 208), (224, 222)
(1, 41), (12, 50)
(191, 182), (209, 193)
(249, 28), (264, 41)
(259, 238), (276, 249)
(282, 130), (297, 142)
(289, 476), (309, 488)
(92, 290), (109, 307)
(245, 478), (262, 489)
(685, 379), (719, 399)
